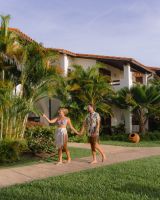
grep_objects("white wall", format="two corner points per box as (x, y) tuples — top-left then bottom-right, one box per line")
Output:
(73, 57), (96, 69)
(99, 63), (123, 80)
(37, 98), (60, 125)
(111, 106), (125, 126)
(59, 54), (73, 75)
(143, 73), (148, 85)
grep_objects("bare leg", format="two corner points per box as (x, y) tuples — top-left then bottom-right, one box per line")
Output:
(63, 143), (71, 163)
(57, 147), (63, 164)
(90, 143), (97, 164)
(95, 143), (106, 162)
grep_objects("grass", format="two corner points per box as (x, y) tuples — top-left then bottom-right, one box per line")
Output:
(100, 140), (160, 147)
(53, 146), (91, 161)
(0, 147), (91, 169)
(0, 156), (159, 200)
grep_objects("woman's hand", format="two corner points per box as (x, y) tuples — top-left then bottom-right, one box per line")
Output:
(78, 131), (82, 136)
(43, 114), (47, 119)
(76, 132), (81, 136)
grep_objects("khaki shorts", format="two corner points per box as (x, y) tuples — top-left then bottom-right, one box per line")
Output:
(88, 135), (99, 151)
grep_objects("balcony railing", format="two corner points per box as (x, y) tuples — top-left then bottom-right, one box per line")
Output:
(111, 80), (120, 86)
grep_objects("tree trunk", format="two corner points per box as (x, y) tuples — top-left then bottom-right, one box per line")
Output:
(2, 70), (5, 81)
(0, 113), (3, 139)
(21, 114), (29, 138)
(139, 109), (146, 134)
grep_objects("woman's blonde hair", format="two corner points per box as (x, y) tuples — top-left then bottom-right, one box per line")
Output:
(59, 108), (69, 115)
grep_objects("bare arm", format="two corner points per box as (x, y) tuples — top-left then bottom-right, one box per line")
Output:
(67, 118), (79, 135)
(43, 114), (58, 124)
(80, 121), (86, 135)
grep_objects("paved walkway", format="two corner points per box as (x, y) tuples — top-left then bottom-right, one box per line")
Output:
(0, 143), (160, 188)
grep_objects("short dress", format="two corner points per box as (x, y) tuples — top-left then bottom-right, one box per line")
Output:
(55, 118), (68, 148)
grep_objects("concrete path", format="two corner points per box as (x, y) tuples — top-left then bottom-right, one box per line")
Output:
(0, 143), (160, 188)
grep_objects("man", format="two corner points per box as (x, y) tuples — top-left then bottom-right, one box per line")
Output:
(80, 104), (106, 164)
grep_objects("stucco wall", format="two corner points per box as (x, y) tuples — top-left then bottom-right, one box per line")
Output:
(111, 106), (125, 126)
(37, 98), (60, 125)
(73, 57), (96, 69)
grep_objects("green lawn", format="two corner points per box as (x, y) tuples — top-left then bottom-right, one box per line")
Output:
(0, 147), (91, 169)
(0, 156), (159, 200)
(101, 140), (160, 147)
(54, 146), (91, 161)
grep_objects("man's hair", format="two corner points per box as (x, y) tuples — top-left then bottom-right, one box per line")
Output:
(88, 103), (96, 110)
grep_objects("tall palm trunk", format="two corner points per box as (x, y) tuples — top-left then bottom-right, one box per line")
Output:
(139, 109), (146, 134)
(21, 114), (28, 138)
(2, 70), (5, 80)
(0, 110), (3, 139)
(0, 71), (5, 139)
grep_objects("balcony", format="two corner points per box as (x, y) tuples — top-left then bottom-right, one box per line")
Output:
(111, 79), (128, 90)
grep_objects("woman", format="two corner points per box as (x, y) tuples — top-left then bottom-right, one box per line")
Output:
(43, 108), (79, 165)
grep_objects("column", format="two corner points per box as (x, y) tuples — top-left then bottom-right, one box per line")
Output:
(123, 63), (132, 89)
(143, 73), (148, 85)
(63, 54), (69, 76)
(124, 109), (132, 133)
(123, 63), (132, 133)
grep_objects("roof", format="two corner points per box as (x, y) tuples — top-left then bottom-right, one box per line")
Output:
(147, 67), (160, 77)
(50, 48), (154, 74)
(10, 28), (36, 42)
(0, 27), (37, 43)
(0, 28), (156, 74)
(147, 67), (160, 71)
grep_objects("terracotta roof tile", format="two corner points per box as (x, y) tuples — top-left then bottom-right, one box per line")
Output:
(8, 27), (36, 43)
(147, 66), (160, 71)
(50, 48), (154, 73)
(46, 48), (76, 56)
(0, 28), (157, 73)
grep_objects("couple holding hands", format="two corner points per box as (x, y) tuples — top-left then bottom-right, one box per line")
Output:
(43, 104), (106, 165)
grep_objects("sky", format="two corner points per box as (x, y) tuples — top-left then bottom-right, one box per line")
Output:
(0, 0), (160, 67)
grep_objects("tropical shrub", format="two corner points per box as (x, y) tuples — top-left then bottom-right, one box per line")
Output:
(100, 131), (160, 141)
(25, 126), (56, 154)
(110, 123), (125, 135)
(26, 121), (45, 128)
(57, 64), (114, 127)
(101, 133), (128, 141)
(0, 139), (28, 163)
(113, 84), (160, 134)
(68, 134), (88, 143)
(140, 131), (160, 141)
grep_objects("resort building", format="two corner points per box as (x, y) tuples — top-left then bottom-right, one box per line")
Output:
(3, 28), (159, 133)
(48, 48), (155, 133)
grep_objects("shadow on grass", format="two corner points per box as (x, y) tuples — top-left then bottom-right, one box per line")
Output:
(116, 183), (160, 199)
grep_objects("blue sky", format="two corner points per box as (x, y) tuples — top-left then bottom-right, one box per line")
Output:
(0, 0), (160, 66)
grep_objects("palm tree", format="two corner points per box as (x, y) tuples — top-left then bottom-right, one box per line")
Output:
(0, 15), (60, 139)
(0, 15), (25, 138)
(0, 43), (60, 139)
(15, 42), (60, 138)
(114, 84), (160, 134)
(0, 15), (22, 80)
(59, 64), (113, 124)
